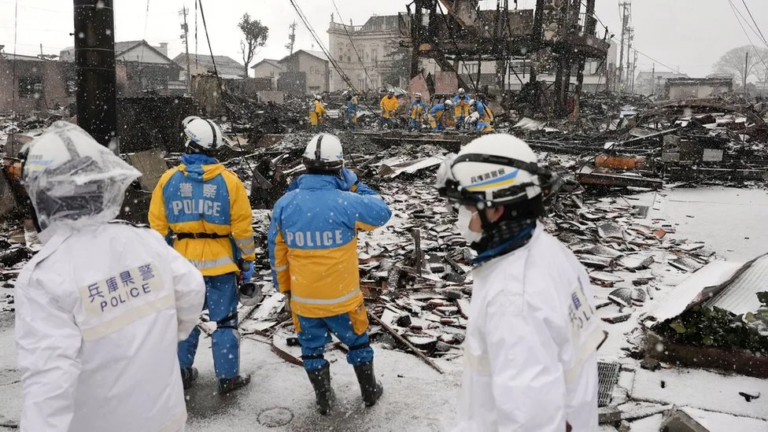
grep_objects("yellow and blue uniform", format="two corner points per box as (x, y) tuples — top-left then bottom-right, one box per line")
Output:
(476, 100), (494, 133)
(429, 103), (449, 131)
(309, 100), (326, 127)
(346, 96), (358, 129)
(409, 100), (427, 131)
(268, 171), (391, 371)
(149, 152), (255, 379)
(380, 95), (399, 127)
(453, 94), (471, 128)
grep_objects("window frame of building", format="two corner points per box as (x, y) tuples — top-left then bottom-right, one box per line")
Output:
(18, 75), (43, 99)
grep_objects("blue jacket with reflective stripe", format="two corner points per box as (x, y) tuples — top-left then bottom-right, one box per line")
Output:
(268, 174), (391, 317)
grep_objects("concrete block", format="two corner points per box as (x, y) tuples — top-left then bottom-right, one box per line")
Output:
(660, 407), (710, 432)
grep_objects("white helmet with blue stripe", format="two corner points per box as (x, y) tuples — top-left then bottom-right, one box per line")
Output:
(437, 134), (554, 208)
(303, 133), (344, 171)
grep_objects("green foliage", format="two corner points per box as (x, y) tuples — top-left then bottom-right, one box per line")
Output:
(659, 305), (768, 354)
(238, 13), (269, 75)
(382, 43), (411, 88)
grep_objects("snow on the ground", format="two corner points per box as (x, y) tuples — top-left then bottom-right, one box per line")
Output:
(681, 407), (768, 432)
(628, 413), (663, 432)
(637, 187), (768, 261)
(631, 367), (768, 420)
(184, 337), (460, 432)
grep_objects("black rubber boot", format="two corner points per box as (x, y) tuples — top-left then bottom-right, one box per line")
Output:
(353, 362), (383, 407)
(181, 367), (198, 391)
(218, 374), (251, 395)
(306, 363), (335, 415)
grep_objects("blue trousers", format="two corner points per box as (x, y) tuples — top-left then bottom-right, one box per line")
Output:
(410, 119), (423, 131)
(346, 112), (357, 129)
(297, 313), (374, 371)
(178, 273), (240, 379)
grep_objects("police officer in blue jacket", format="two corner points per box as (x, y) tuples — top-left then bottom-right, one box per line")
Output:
(268, 133), (392, 415)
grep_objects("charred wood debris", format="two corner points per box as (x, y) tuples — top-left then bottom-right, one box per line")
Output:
(3, 93), (768, 369)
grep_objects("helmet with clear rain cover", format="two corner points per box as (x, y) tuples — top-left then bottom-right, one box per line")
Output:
(21, 121), (141, 231)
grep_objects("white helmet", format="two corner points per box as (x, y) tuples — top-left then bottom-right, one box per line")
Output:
(445, 99), (454, 106)
(184, 117), (226, 154)
(469, 99), (476, 107)
(458, 88), (465, 95)
(21, 121), (141, 230)
(415, 92), (422, 99)
(436, 134), (555, 209)
(303, 133), (344, 171)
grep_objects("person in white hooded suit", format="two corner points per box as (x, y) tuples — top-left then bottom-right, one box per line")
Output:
(14, 122), (206, 432)
(437, 134), (607, 432)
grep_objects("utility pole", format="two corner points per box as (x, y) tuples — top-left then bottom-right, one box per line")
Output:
(618, 1), (630, 93)
(632, 50), (638, 94)
(627, 27), (634, 90)
(180, 6), (191, 92)
(286, 21), (297, 55)
(651, 63), (655, 96)
(745, 51), (750, 98)
(73, 0), (117, 149)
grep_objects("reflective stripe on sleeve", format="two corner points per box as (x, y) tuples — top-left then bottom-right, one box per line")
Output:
(272, 264), (288, 272)
(291, 288), (361, 305)
(189, 256), (235, 270)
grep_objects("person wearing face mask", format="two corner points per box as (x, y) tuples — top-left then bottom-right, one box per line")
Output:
(436, 134), (606, 432)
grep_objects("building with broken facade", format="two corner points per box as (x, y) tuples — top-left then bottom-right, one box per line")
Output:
(0, 52), (72, 114)
(174, 53), (247, 80)
(634, 70), (688, 96)
(666, 77), (733, 100)
(60, 40), (183, 96)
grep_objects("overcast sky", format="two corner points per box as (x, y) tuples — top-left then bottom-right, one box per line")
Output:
(1, 0), (767, 79)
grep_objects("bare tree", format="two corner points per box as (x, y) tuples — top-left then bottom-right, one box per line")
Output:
(238, 13), (269, 78)
(714, 45), (768, 87)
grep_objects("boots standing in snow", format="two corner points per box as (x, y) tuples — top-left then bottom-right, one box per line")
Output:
(354, 362), (383, 407)
(218, 374), (251, 395)
(306, 363), (335, 415)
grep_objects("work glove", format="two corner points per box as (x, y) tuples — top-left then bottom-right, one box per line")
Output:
(283, 292), (292, 313)
(340, 167), (359, 192)
(241, 261), (255, 282)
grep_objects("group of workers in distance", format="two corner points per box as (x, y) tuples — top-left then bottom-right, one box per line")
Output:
(308, 87), (494, 133)
(13, 111), (601, 431)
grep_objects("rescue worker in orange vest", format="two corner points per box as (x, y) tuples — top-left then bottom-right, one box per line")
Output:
(268, 134), (392, 415)
(453, 88), (471, 129)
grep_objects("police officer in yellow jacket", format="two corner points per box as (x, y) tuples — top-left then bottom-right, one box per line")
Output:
(309, 95), (326, 128)
(268, 133), (392, 415)
(380, 90), (399, 128)
(149, 116), (255, 394)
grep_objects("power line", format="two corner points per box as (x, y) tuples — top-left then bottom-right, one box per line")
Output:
(329, 0), (375, 90)
(727, 0), (768, 75)
(288, 0), (383, 120)
(740, 0), (768, 47)
(729, 0), (768, 49)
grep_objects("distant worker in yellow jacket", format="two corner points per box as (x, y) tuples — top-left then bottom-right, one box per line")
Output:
(309, 95), (326, 128)
(380, 90), (399, 128)
(269, 134), (392, 415)
(149, 116), (255, 395)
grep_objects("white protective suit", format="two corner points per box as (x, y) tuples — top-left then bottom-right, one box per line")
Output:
(15, 223), (206, 432)
(453, 225), (605, 432)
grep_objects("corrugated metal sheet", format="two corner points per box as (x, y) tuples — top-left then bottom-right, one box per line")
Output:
(706, 254), (768, 315)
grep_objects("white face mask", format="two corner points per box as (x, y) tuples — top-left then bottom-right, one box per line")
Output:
(457, 206), (483, 244)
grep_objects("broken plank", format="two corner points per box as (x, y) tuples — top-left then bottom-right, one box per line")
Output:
(370, 313), (444, 374)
